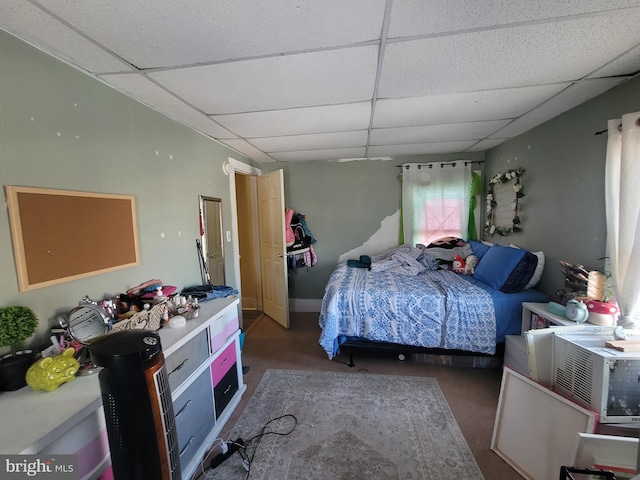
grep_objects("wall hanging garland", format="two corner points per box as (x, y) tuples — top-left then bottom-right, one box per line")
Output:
(484, 167), (525, 236)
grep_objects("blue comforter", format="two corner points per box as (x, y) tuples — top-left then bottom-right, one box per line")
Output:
(318, 263), (548, 359)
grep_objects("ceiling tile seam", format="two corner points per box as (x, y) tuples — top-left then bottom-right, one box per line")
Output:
(484, 79), (600, 139)
(370, 118), (517, 132)
(584, 42), (640, 78)
(365, 0), (394, 159)
(244, 128), (370, 141)
(372, 81), (575, 103)
(385, 6), (640, 45)
(95, 70), (246, 141)
(207, 100), (372, 117)
(134, 40), (382, 73)
(26, 0), (140, 74)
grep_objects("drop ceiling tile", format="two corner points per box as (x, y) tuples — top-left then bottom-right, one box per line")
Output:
(379, 12), (640, 98)
(388, 0), (640, 38)
(149, 46), (378, 114)
(219, 139), (274, 162)
(466, 138), (508, 152)
(35, 0), (386, 68)
(0, 1), (132, 73)
(370, 120), (510, 145)
(213, 103), (372, 138)
(269, 147), (366, 162)
(490, 77), (627, 138)
(373, 84), (568, 128)
(369, 142), (477, 157)
(587, 44), (640, 78)
(249, 131), (368, 153)
(101, 73), (237, 138)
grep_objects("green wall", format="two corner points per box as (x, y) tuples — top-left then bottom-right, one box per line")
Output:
(0, 31), (250, 353)
(484, 75), (640, 297)
(263, 152), (485, 300)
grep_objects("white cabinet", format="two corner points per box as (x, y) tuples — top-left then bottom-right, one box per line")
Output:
(0, 297), (245, 480)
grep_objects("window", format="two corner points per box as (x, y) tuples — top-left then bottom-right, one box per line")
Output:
(402, 162), (472, 246)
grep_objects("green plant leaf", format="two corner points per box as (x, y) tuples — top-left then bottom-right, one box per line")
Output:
(0, 306), (38, 349)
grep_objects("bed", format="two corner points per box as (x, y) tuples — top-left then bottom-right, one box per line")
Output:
(318, 241), (549, 363)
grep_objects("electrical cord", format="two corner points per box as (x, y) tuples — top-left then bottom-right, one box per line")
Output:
(198, 438), (228, 479)
(198, 414), (304, 479)
(237, 414), (299, 479)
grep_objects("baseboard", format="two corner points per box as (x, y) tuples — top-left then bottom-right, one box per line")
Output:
(289, 298), (322, 312)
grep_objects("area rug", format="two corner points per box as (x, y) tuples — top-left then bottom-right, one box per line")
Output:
(205, 369), (484, 480)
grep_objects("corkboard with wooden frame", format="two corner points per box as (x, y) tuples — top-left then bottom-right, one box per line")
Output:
(6, 186), (139, 292)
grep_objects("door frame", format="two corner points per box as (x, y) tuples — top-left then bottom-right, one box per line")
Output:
(226, 157), (261, 310)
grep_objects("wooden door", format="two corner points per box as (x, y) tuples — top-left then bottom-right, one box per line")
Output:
(257, 170), (289, 328)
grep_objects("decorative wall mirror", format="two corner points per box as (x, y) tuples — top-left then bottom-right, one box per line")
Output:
(484, 168), (525, 236)
(199, 196), (225, 285)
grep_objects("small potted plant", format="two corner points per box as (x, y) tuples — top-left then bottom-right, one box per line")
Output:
(0, 306), (39, 391)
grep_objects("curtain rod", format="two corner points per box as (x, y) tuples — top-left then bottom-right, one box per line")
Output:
(595, 124), (624, 135)
(398, 160), (484, 169)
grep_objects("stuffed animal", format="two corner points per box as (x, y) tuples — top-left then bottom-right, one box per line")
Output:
(452, 255), (466, 273)
(464, 255), (479, 275)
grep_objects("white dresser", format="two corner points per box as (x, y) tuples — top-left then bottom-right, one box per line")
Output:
(0, 297), (245, 480)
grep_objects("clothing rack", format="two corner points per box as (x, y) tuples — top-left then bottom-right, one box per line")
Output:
(398, 160), (484, 169)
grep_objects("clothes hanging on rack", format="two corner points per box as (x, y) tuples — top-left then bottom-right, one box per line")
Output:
(288, 244), (317, 272)
(287, 211), (316, 252)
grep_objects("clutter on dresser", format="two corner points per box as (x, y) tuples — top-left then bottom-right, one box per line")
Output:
(181, 284), (239, 301)
(25, 347), (79, 392)
(554, 260), (620, 326)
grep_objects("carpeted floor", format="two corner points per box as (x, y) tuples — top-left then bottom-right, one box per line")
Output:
(193, 312), (521, 480)
(204, 369), (484, 480)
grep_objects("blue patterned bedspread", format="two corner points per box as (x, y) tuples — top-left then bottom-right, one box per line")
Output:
(319, 264), (496, 358)
(318, 263), (548, 359)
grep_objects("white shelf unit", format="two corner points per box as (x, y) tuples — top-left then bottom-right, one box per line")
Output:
(521, 302), (576, 334)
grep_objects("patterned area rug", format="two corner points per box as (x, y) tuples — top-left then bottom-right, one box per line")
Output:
(205, 369), (484, 480)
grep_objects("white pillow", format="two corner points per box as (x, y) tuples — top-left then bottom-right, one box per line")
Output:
(508, 244), (544, 289)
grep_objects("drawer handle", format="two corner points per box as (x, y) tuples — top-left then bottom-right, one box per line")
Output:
(169, 358), (189, 377)
(175, 399), (192, 419)
(179, 436), (195, 457)
(220, 357), (228, 365)
(224, 384), (232, 394)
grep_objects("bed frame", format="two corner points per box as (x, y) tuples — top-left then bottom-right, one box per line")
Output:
(340, 339), (505, 369)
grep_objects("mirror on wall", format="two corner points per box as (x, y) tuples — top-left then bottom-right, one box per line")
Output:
(199, 196), (225, 285)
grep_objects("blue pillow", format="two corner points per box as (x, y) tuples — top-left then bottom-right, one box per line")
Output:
(473, 245), (536, 293)
(468, 240), (491, 261)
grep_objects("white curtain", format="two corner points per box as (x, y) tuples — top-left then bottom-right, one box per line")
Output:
(605, 111), (640, 326)
(402, 162), (471, 246)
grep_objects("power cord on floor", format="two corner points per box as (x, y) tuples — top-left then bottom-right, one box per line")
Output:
(198, 414), (302, 479)
(199, 438), (228, 479)
(237, 414), (299, 480)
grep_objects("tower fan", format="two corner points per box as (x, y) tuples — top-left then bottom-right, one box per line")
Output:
(90, 330), (181, 480)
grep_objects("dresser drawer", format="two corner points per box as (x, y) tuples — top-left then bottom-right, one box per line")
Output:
(174, 369), (215, 468)
(214, 364), (239, 418)
(210, 309), (239, 352)
(210, 342), (236, 386)
(165, 330), (209, 391)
